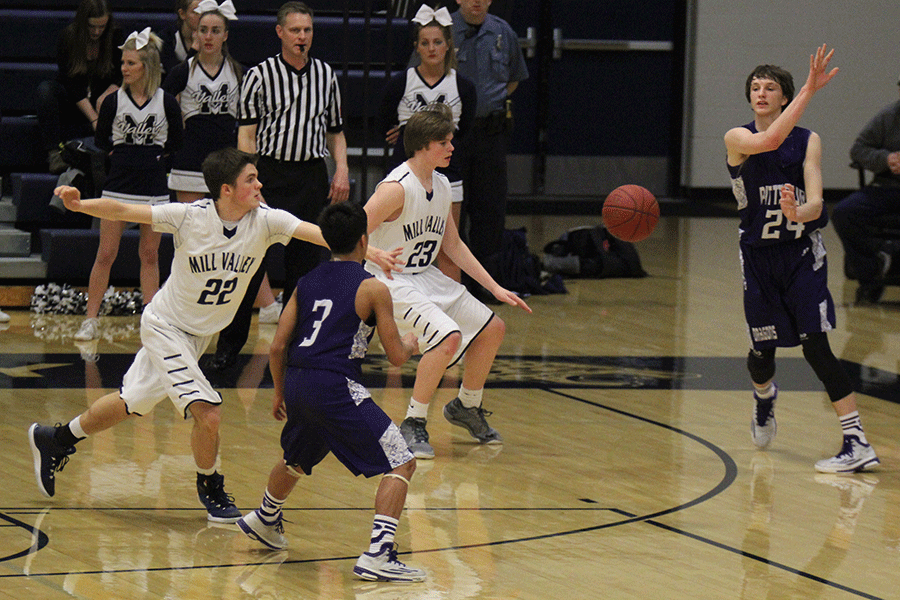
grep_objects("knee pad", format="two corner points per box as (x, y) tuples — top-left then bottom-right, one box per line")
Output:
(383, 473), (410, 486)
(801, 333), (854, 402)
(747, 348), (776, 384)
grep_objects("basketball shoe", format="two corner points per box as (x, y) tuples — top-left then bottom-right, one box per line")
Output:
(197, 472), (242, 523)
(814, 436), (880, 473)
(353, 544), (426, 582)
(399, 417), (434, 459)
(237, 509), (287, 550)
(28, 423), (76, 498)
(443, 398), (502, 444)
(74, 317), (100, 341)
(750, 385), (777, 449)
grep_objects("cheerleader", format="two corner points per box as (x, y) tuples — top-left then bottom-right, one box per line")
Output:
(378, 4), (475, 281)
(160, 0), (201, 74)
(74, 28), (183, 341)
(164, 0), (241, 203)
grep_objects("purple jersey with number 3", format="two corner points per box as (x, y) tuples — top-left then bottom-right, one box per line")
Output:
(287, 261), (375, 380)
(727, 123), (828, 246)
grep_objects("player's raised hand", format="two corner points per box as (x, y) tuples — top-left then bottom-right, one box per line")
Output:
(806, 44), (838, 93)
(54, 185), (82, 212)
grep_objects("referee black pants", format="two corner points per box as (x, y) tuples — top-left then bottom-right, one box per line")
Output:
(459, 117), (509, 273)
(215, 156), (330, 357)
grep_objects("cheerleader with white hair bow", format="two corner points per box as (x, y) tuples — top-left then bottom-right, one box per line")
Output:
(74, 28), (183, 342)
(164, 0), (243, 203)
(378, 4), (476, 283)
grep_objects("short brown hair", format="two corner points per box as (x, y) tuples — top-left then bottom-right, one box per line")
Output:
(403, 103), (454, 158)
(277, 1), (312, 25)
(202, 148), (258, 200)
(745, 64), (795, 107)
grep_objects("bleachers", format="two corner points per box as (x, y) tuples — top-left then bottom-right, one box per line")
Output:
(0, 3), (409, 286)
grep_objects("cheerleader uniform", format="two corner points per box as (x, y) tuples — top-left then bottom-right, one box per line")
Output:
(379, 67), (475, 202)
(95, 87), (183, 204)
(164, 56), (240, 193)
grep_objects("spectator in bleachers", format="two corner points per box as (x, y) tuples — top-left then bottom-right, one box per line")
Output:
(36, 0), (123, 174)
(164, 0), (241, 204)
(831, 77), (900, 304)
(74, 29), (183, 342)
(379, 4), (475, 282)
(160, 0), (202, 75)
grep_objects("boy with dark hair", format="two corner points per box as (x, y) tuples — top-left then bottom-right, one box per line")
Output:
(238, 201), (426, 582)
(724, 45), (879, 473)
(27, 148), (400, 521)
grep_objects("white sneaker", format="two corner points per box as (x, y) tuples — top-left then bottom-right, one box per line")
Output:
(814, 436), (880, 473)
(258, 301), (282, 324)
(74, 318), (100, 341)
(750, 385), (777, 449)
(237, 509), (287, 550)
(354, 545), (426, 582)
(0, 308), (10, 322)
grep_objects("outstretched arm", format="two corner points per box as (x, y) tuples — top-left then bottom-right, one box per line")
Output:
(441, 213), (532, 313)
(725, 44), (838, 162)
(268, 291), (298, 421)
(361, 279), (417, 366)
(54, 185), (152, 224)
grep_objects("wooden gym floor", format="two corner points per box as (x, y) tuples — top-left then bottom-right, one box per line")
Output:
(1, 214), (898, 599)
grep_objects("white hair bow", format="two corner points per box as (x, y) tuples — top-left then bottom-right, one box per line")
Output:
(195, 0), (239, 20)
(120, 27), (152, 50)
(412, 5), (452, 27)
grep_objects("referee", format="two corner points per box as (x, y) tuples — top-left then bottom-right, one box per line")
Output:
(211, 1), (350, 370)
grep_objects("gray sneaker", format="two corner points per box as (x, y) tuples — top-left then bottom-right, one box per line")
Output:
(399, 417), (434, 459)
(814, 436), (880, 473)
(750, 385), (777, 449)
(237, 509), (287, 550)
(443, 398), (502, 444)
(354, 544), (426, 582)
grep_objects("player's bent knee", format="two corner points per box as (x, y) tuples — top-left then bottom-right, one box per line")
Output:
(437, 331), (462, 356)
(801, 333), (854, 401)
(189, 401), (222, 433)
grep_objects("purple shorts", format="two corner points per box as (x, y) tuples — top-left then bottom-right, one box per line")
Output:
(280, 368), (413, 477)
(740, 231), (835, 350)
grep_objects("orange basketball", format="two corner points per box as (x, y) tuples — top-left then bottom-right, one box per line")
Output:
(602, 184), (659, 242)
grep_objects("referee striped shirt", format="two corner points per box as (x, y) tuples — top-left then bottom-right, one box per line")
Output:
(239, 54), (343, 163)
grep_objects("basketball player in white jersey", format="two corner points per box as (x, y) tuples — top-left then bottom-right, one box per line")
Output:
(28, 148), (402, 521)
(365, 104), (531, 459)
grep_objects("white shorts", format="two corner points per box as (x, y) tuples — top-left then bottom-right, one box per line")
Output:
(168, 169), (209, 194)
(119, 305), (220, 418)
(377, 265), (493, 366)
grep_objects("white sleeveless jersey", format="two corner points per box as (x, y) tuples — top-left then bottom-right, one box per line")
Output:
(366, 162), (450, 275)
(150, 199), (301, 336)
(112, 87), (169, 147)
(179, 57), (240, 120)
(396, 68), (463, 128)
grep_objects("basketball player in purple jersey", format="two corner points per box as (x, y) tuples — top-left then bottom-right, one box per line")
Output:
(238, 202), (426, 582)
(725, 44), (879, 473)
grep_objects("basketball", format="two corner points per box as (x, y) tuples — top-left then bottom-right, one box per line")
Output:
(602, 184), (659, 242)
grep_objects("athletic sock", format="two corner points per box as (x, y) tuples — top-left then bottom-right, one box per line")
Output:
(54, 416), (86, 447)
(753, 382), (776, 400)
(840, 411), (869, 445)
(458, 386), (483, 409)
(406, 397), (429, 420)
(258, 489), (286, 525)
(367, 515), (398, 555)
